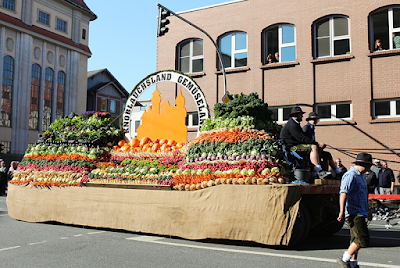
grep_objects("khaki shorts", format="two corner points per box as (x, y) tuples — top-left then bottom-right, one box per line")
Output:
(346, 215), (370, 248)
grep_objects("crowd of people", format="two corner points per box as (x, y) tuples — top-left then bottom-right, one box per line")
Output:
(0, 159), (19, 196)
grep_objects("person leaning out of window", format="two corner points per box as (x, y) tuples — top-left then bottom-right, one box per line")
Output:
(374, 39), (384, 51)
(393, 33), (400, 49)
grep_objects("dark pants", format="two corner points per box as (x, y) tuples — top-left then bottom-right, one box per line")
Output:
(0, 179), (6, 195)
(346, 215), (370, 248)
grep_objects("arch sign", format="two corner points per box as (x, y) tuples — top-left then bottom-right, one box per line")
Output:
(122, 70), (209, 140)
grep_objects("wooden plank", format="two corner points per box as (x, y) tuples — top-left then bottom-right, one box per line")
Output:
(81, 182), (172, 191)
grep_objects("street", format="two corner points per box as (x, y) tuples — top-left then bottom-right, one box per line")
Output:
(1, 195), (399, 268)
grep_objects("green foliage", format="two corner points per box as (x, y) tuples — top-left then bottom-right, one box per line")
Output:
(214, 92), (272, 121)
(41, 112), (122, 147)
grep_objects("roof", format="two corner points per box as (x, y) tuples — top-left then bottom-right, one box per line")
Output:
(178, 0), (248, 14)
(62, 0), (97, 20)
(0, 12), (91, 54)
(87, 68), (129, 97)
(87, 68), (106, 78)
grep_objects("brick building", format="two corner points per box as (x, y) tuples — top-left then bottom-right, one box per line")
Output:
(0, 0), (96, 162)
(156, 0), (400, 175)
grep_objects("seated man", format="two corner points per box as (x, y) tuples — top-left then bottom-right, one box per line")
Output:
(280, 107), (329, 178)
(302, 112), (342, 177)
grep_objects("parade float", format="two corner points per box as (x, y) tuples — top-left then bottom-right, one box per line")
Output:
(7, 71), (341, 246)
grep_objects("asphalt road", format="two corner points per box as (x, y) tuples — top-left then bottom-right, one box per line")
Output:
(1, 195), (400, 268)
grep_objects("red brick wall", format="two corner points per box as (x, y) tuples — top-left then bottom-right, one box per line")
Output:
(156, 0), (400, 174)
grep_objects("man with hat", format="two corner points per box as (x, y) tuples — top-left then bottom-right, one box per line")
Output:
(336, 152), (372, 268)
(280, 106), (327, 177)
(302, 112), (342, 177)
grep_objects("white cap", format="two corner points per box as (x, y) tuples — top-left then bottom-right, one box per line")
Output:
(374, 159), (380, 163)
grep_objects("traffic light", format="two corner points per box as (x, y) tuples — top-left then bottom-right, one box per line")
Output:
(157, 7), (170, 37)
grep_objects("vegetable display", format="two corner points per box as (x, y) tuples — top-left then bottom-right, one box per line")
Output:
(171, 92), (289, 190)
(10, 112), (122, 186)
(11, 93), (290, 190)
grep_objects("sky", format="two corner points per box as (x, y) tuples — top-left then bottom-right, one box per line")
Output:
(85, 0), (230, 101)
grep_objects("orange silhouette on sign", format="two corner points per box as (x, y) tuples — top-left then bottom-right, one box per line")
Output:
(136, 89), (187, 143)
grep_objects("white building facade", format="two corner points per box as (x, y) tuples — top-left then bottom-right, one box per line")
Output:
(0, 0), (96, 157)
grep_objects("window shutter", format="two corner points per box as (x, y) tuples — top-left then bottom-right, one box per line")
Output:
(97, 97), (101, 111)
(116, 101), (121, 114)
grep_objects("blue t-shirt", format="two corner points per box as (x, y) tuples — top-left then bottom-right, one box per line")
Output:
(339, 166), (369, 218)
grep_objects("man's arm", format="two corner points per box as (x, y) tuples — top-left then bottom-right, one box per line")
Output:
(390, 170), (395, 193)
(337, 192), (347, 222)
(289, 121), (317, 145)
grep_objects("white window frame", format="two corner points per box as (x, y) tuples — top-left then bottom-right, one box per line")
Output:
(178, 39), (204, 74)
(186, 112), (199, 127)
(38, 10), (50, 26)
(314, 16), (350, 58)
(219, 32), (247, 69)
(264, 24), (296, 64)
(2, 0), (15, 11)
(316, 103), (352, 121)
(388, 9), (400, 50)
(56, 18), (67, 33)
(373, 99), (400, 118)
(269, 106), (295, 124)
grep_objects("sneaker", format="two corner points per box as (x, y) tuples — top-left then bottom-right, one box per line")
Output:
(318, 170), (332, 179)
(336, 258), (351, 268)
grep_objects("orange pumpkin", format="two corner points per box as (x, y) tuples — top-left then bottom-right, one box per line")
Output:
(160, 144), (169, 151)
(140, 137), (151, 147)
(152, 143), (160, 152)
(129, 138), (140, 147)
(176, 142), (183, 148)
(113, 145), (120, 151)
(121, 145), (130, 152)
(118, 140), (126, 147)
(142, 143), (151, 151)
(159, 139), (167, 145)
(167, 139), (176, 146)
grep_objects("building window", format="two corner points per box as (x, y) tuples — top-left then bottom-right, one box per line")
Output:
(314, 16), (350, 58)
(38, 10), (50, 26)
(2, 0), (15, 11)
(110, 100), (117, 113)
(43, 67), (53, 132)
(264, 24), (296, 64)
(178, 39), (203, 74)
(140, 106), (146, 111)
(82, 29), (86, 40)
(268, 106), (294, 124)
(373, 99), (400, 118)
(56, 18), (67, 32)
(100, 98), (107, 111)
(0, 141), (10, 154)
(185, 112), (199, 127)
(56, 71), (65, 120)
(134, 120), (141, 131)
(219, 32), (247, 69)
(370, 7), (400, 51)
(1, 55), (14, 127)
(30, 64), (41, 130)
(316, 103), (351, 120)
